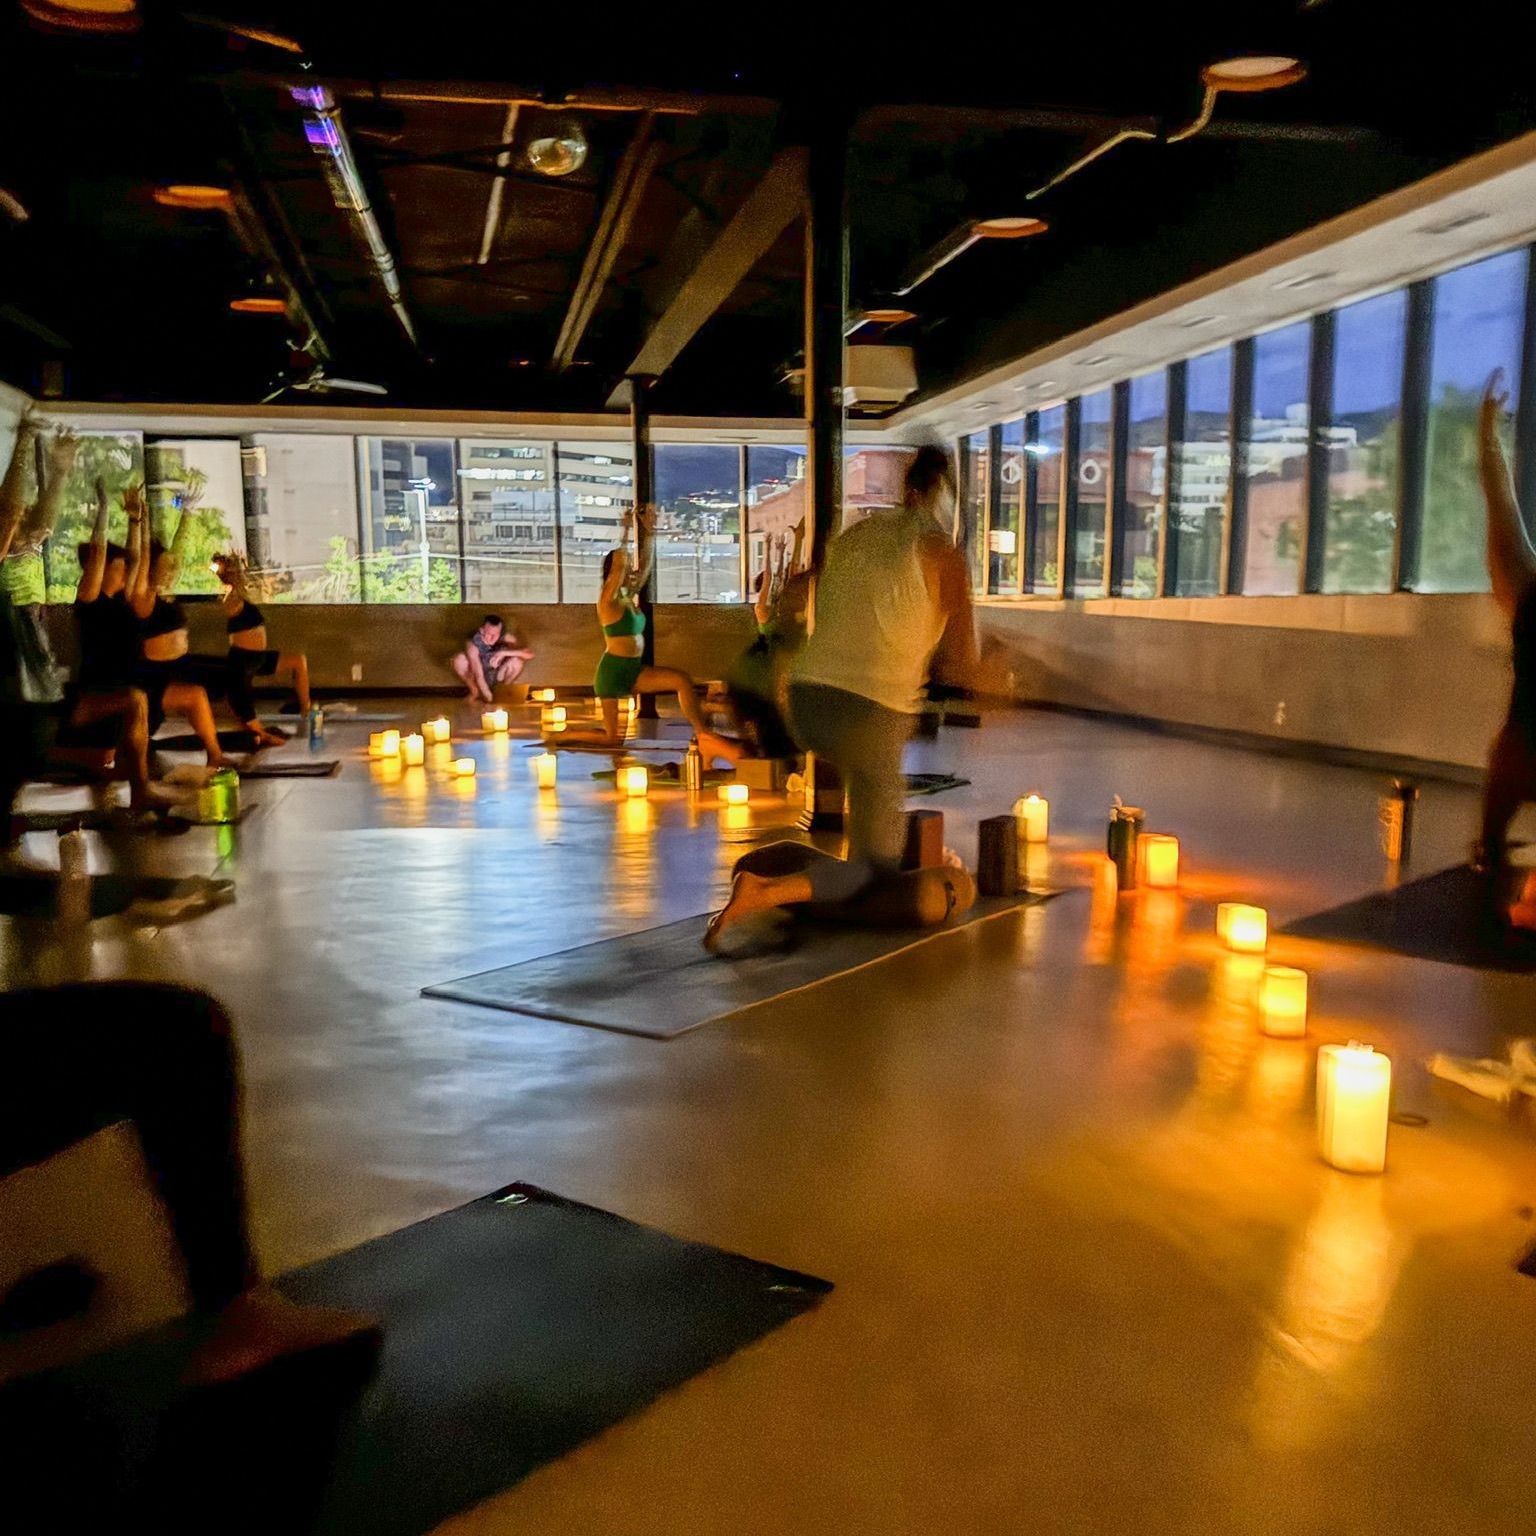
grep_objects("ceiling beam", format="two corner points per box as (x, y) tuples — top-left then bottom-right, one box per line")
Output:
(552, 114), (661, 370)
(606, 144), (807, 405)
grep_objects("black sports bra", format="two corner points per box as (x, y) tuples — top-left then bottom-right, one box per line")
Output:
(228, 599), (265, 634)
(141, 596), (188, 639)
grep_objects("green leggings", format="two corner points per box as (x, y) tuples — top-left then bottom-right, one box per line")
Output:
(594, 650), (646, 698)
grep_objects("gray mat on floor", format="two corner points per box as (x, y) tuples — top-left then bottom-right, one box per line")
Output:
(236, 760), (339, 779)
(153, 730), (293, 753)
(533, 737), (691, 755)
(905, 772), (970, 796)
(424, 894), (1045, 1037)
(262, 711), (402, 724)
(13, 809), (191, 835)
(0, 1183), (830, 1536)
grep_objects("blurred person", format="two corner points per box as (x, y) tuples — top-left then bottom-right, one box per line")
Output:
(451, 613), (532, 704)
(211, 552), (309, 742)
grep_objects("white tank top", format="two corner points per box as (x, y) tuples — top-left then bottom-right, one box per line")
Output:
(792, 506), (947, 715)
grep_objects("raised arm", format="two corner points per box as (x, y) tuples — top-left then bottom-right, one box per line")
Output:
(75, 475), (112, 602)
(25, 426), (78, 544)
(126, 483), (154, 616)
(623, 505), (656, 596)
(1480, 371), (1536, 618)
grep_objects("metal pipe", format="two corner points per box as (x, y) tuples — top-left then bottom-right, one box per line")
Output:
(475, 104), (519, 267)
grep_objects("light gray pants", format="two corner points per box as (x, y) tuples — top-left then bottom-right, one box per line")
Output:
(788, 681), (912, 903)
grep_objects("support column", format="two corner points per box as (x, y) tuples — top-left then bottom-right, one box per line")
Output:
(628, 374), (659, 719)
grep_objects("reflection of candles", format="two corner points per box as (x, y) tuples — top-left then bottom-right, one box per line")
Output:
(1013, 794), (1049, 844)
(719, 782), (749, 804)
(621, 764), (648, 798)
(482, 708), (509, 734)
(1317, 1042), (1391, 1174)
(722, 804), (751, 832)
(543, 706), (567, 731)
(1217, 902), (1267, 953)
(1140, 834), (1180, 889)
(423, 716), (451, 743)
(369, 729), (401, 758)
(402, 733), (425, 766)
(532, 688), (555, 703)
(533, 752), (557, 789)
(1260, 965), (1308, 1038)
(451, 757), (476, 778)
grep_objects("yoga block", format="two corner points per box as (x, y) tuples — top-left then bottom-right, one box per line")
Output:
(977, 815), (1019, 897)
(945, 709), (983, 729)
(735, 757), (789, 792)
(902, 809), (944, 871)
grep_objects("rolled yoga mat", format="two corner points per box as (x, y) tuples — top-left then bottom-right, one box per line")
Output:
(0, 1183), (831, 1536)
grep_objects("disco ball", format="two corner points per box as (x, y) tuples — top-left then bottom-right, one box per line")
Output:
(525, 118), (588, 178)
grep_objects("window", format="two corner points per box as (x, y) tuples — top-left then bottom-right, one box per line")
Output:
(745, 446), (804, 588)
(144, 439), (246, 595)
(1030, 406), (1065, 592)
(653, 444), (742, 603)
(243, 435), (361, 602)
(35, 431), (144, 604)
(991, 421), (1023, 595)
(1118, 372), (1167, 597)
(1244, 322), (1311, 595)
(962, 430), (989, 592)
(1172, 347), (1234, 596)
(844, 445), (909, 532)
(1417, 249), (1529, 592)
(1073, 390), (1111, 596)
(356, 437), (461, 602)
(458, 438), (558, 602)
(1319, 291), (1407, 593)
(557, 441), (634, 602)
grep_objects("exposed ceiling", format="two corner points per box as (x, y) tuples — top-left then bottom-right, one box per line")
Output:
(2, 1), (1535, 419)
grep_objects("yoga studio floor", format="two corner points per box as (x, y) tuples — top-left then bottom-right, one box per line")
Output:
(7, 703), (1536, 1535)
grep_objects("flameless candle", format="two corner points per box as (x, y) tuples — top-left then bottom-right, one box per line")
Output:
(621, 764), (648, 798)
(1217, 902), (1267, 953)
(424, 716), (451, 743)
(1317, 1042), (1391, 1174)
(1260, 965), (1308, 1038)
(482, 707), (509, 734)
(534, 752), (557, 789)
(543, 705), (567, 729)
(1013, 793), (1050, 844)
(450, 757), (476, 778)
(532, 688), (555, 703)
(369, 729), (401, 758)
(402, 733), (425, 766)
(719, 782), (749, 805)
(1140, 833), (1180, 889)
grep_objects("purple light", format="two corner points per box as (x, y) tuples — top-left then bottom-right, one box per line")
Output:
(304, 118), (342, 151)
(290, 85), (329, 110)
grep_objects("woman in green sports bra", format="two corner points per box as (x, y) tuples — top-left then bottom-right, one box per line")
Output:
(556, 507), (740, 764)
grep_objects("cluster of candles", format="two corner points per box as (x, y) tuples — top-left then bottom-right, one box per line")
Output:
(370, 725), (474, 779)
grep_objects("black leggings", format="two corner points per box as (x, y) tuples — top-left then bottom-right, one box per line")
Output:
(0, 984), (255, 1309)
(1482, 716), (1536, 865)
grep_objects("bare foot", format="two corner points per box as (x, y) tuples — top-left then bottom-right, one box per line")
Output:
(181, 1285), (381, 1387)
(250, 726), (289, 749)
(703, 869), (781, 952)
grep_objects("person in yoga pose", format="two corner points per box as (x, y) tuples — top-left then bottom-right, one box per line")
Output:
(558, 507), (740, 763)
(451, 613), (533, 704)
(1475, 371), (1536, 909)
(725, 522), (810, 759)
(1, 421), (73, 696)
(705, 445), (977, 950)
(211, 552), (310, 741)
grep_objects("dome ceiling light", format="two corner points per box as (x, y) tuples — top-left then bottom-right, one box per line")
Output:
(19, 0), (140, 34)
(525, 117), (589, 178)
(892, 217), (1049, 297)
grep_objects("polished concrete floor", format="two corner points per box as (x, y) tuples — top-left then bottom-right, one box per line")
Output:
(7, 701), (1536, 1534)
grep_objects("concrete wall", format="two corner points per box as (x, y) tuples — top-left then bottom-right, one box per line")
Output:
(977, 593), (1512, 771)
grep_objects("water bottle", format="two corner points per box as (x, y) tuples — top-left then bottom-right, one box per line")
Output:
(307, 704), (325, 747)
(683, 739), (703, 793)
(197, 767), (241, 825)
(57, 827), (91, 926)
(1107, 800), (1144, 891)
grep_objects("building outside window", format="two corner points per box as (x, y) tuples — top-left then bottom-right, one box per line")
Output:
(242, 434), (361, 602)
(1244, 321), (1312, 595)
(143, 439), (246, 595)
(457, 438), (558, 602)
(962, 429), (989, 592)
(653, 444), (742, 603)
(1119, 372), (1167, 597)
(557, 442), (634, 602)
(1417, 248), (1528, 591)
(1172, 346), (1233, 596)
(1073, 390), (1112, 596)
(1030, 406), (1065, 592)
(356, 437), (462, 601)
(1319, 290), (1407, 594)
(36, 431), (144, 603)
(991, 421), (1023, 595)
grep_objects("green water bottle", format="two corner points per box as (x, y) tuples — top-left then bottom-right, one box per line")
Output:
(197, 767), (241, 825)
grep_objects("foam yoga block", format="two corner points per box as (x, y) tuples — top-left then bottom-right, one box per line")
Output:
(902, 809), (944, 871)
(732, 842), (977, 928)
(977, 815), (1019, 897)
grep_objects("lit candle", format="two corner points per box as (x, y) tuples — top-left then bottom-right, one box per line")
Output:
(719, 782), (749, 805)
(1013, 794), (1049, 844)
(402, 733), (425, 766)
(621, 764), (648, 798)
(533, 752), (558, 789)
(532, 688), (555, 703)
(482, 707), (509, 734)
(423, 716), (451, 743)
(369, 729), (401, 758)
(1317, 1042), (1391, 1174)
(543, 705), (567, 731)
(1259, 965), (1308, 1038)
(1140, 833), (1180, 889)
(450, 757), (476, 778)
(1217, 902), (1267, 953)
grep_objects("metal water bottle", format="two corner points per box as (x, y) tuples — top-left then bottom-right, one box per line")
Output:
(307, 704), (325, 746)
(683, 739), (704, 793)
(57, 827), (91, 926)
(1107, 800), (1144, 891)
(1379, 778), (1418, 863)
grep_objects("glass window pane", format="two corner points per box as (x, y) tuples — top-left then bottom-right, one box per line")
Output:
(1244, 321), (1311, 595)
(1173, 347), (1233, 596)
(1418, 249), (1528, 592)
(1119, 372), (1167, 597)
(144, 439), (246, 596)
(653, 444), (742, 602)
(1073, 390), (1111, 596)
(962, 430), (989, 592)
(457, 439), (557, 602)
(1030, 407), (1064, 592)
(357, 437), (462, 602)
(557, 441), (634, 603)
(845, 445), (909, 532)
(991, 421), (1023, 595)
(243, 434), (360, 602)
(1320, 290), (1407, 593)
(745, 445), (805, 586)
(33, 431), (144, 604)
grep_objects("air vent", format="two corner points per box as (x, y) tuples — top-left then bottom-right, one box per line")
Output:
(1419, 210), (1492, 237)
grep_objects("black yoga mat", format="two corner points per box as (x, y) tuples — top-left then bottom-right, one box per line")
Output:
(1280, 864), (1536, 972)
(0, 872), (192, 918)
(0, 1184), (830, 1536)
(236, 760), (339, 779)
(13, 809), (191, 835)
(905, 772), (971, 796)
(152, 729), (292, 753)
(425, 894), (1042, 1038)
